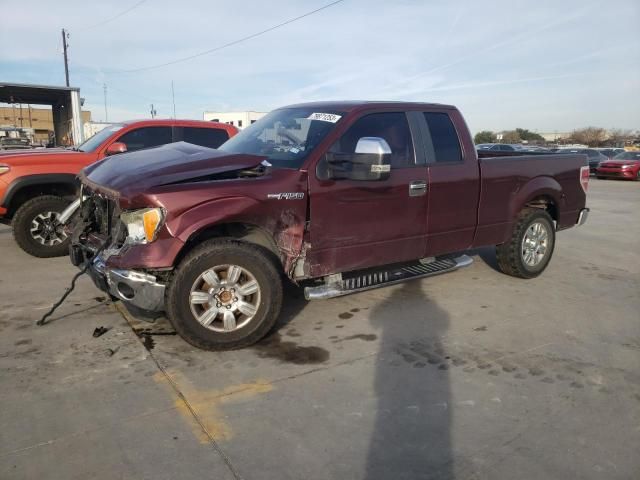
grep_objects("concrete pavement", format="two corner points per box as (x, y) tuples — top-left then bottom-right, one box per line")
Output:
(1, 179), (638, 479)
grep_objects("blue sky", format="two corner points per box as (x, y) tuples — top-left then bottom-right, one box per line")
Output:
(1, 0), (639, 133)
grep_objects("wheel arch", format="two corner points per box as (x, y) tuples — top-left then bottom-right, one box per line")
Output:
(3, 174), (78, 218)
(174, 222), (283, 268)
(512, 176), (563, 226)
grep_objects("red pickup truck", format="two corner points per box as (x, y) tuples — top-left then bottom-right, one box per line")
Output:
(0, 119), (237, 257)
(67, 101), (589, 350)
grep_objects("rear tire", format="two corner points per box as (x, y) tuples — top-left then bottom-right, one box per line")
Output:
(166, 239), (283, 350)
(12, 195), (70, 258)
(496, 208), (555, 279)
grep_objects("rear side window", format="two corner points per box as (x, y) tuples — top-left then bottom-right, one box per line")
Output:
(117, 127), (172, 152)
(423, 112), (462, 163)
(183, 127), (229, 149)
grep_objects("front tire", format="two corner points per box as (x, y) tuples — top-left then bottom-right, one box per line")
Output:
(166, 239), (283, 350)
(496, 208), (555, 279)
(12, 195), (70, 258)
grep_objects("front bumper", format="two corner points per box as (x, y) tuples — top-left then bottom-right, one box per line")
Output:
(595, 168), (636, 179)
(79, 249), (166, 312)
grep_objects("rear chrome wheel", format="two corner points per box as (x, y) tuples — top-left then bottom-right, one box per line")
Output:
(521, 222), (549, 267)
(496, 208), (555, 279)
(189, 264), (261, 333)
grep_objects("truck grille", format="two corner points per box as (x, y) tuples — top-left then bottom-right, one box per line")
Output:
(80, 187), (125, 247)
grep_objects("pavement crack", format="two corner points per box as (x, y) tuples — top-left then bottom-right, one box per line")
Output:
(117, 303), (245, 480)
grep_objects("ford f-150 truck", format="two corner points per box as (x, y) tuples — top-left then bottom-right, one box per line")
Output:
(0, 119), (237, 257)
(66, 101), (590, 350)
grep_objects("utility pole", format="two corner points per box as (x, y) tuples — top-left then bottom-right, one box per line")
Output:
(150, 104), (157, 119)
(61, 29), (70, 87)
(171, 81), (176, 119)
(103, 84), (108, 122)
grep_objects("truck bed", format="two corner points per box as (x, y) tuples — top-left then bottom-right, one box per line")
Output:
(473, 153), (588, 248)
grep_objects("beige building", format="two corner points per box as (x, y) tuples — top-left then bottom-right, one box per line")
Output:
(203, 111), (267, 129)
(0, 105), (92, 144)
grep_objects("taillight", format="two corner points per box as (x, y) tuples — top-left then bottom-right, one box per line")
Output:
(580, 166), (589, 193)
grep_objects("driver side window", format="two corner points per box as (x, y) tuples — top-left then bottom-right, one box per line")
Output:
(116, 127), (172, 152)
(329, 112), (414, 168)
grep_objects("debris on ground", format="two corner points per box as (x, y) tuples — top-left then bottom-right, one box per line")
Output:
(92, 326), (110, 338)
(106, 346), (120, 357)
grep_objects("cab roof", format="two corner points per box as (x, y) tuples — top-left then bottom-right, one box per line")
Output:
(117, 118), (230, 127)
(279, 100), (456, 112)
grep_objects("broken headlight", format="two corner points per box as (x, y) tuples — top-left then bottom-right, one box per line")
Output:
(120, 208), (164, 244)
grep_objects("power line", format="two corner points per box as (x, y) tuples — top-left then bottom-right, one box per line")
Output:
(73, 70), (164, 105)
(108, 0), (346, 74)
(76, 0), (148, 32)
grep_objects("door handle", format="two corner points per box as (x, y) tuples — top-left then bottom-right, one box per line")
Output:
(409, 180), (427, 197)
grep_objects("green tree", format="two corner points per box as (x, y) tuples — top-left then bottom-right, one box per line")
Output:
(501, 130), (521, 144)
(515, 128), (545, 142)
(569, 127), (607, 147)
(474, 131), (496, 144)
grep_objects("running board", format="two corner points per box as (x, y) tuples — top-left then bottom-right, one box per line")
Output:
(304, 255), (473, 300)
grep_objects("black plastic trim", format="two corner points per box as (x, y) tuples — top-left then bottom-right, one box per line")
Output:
(1, 173), (78, 209)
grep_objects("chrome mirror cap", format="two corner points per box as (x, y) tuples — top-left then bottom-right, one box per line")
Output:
(355, 137), (392, 155)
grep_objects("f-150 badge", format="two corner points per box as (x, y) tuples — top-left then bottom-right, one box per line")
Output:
(267, 193), (305, 200)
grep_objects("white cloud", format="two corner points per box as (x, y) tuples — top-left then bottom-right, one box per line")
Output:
(1, 0), (639, 130)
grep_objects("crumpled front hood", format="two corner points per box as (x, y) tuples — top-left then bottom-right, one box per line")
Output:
(81, 141), (267, 199)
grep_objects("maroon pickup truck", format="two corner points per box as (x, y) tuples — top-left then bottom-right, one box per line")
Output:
(67, 101), (590, 350)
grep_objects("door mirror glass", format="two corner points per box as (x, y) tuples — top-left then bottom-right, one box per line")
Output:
(326, 136), (392, 181)
(105, 142), (127, 156)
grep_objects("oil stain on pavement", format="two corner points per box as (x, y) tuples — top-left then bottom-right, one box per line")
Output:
(252, 333), (329, 365)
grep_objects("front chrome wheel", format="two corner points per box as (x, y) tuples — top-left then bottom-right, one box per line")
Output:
(521, 221), (549, 267)
(189, 264), (261, 333)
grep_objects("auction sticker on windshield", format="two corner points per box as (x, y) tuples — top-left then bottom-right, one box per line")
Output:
(307, 113), (342, 123)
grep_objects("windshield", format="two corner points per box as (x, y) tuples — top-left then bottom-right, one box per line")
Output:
(77, 124), (124, 152)
(614, 151), (640, 160)
(218, 108), (344, 168)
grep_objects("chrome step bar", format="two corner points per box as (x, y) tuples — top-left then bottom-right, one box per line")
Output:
(304, 255), (473, 300)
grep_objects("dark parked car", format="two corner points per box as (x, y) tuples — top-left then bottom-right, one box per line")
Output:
(597, 148), (626, 160)
(476, 143), (518, 152)
(66, 101), (589, 350)
(557, 148), (608, 173)
(596, 151), (640, 180)
(0, 137), (32, 150)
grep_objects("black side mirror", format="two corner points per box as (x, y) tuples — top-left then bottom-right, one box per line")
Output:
(325, 137), (392, 181)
